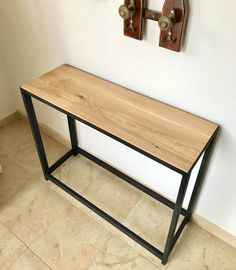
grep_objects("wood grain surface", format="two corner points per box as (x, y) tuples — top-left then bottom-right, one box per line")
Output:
(21, 64), (218, 173)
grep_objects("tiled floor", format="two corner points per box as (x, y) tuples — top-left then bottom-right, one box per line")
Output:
(0, 117), (236, 270)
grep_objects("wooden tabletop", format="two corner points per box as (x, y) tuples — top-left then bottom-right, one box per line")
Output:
(21, 64), (218, 173)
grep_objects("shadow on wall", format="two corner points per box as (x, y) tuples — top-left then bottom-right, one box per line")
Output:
(0, 0), (65, 96)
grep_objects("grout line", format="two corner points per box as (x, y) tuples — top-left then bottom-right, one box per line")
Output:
(85, 235), (113, 270)
(102, 233), (163, 270)
(0, 221), (28, 268)
(29, 248), (54, 270)
(122, 196), (143, 224)
(0, 220), (28, 249)
(27, 216), (58, 250)
(27, 190), (74, 251)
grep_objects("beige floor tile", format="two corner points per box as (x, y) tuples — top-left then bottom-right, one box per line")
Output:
(0, 118), (32, 157)
(13, 133), (68, 177)
(4, 189), (71, 247)
(88, 237), (160, 270)
(54, 155), (142, 223)
(10, 249), (51, 270)
(53, 155), (101, 194)
(0, 117), (68, 176)
(81, 167), (142, 223)
(0, 155), (34, 209)
(30, 205), (112, 270)
(0, 118), (39, 175)
(8, 135), (41, 175)
(123, 195), (183, 251)
(163, 224), (236, 270)
(0, 222), (27, 270)
(0, 171), (71, 246)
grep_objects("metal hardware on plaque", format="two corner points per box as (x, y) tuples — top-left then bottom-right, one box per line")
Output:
(158, 10), (175, 31)
(158, 16), (172, 31)
(119, 5), (130, 20)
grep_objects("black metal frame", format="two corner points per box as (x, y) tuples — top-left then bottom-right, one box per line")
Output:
(21, 89), (218, 265)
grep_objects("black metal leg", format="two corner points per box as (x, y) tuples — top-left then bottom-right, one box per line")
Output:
(162, 173), (190, 264)
(67, 115), (79, 156)
(21, 90), (49, 180)
(186, 134), (217, 221)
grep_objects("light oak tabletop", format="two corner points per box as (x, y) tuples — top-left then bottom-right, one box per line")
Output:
(21, 64), (218, 173)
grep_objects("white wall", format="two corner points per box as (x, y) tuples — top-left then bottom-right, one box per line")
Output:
(0, 55), (16, 120)
(0, 0), (235, 236)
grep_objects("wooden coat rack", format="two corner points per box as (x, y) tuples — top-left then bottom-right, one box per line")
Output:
(118, 0), (187, 52)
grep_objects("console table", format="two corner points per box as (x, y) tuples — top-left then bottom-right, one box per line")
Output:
(21, 64), (218, 264)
